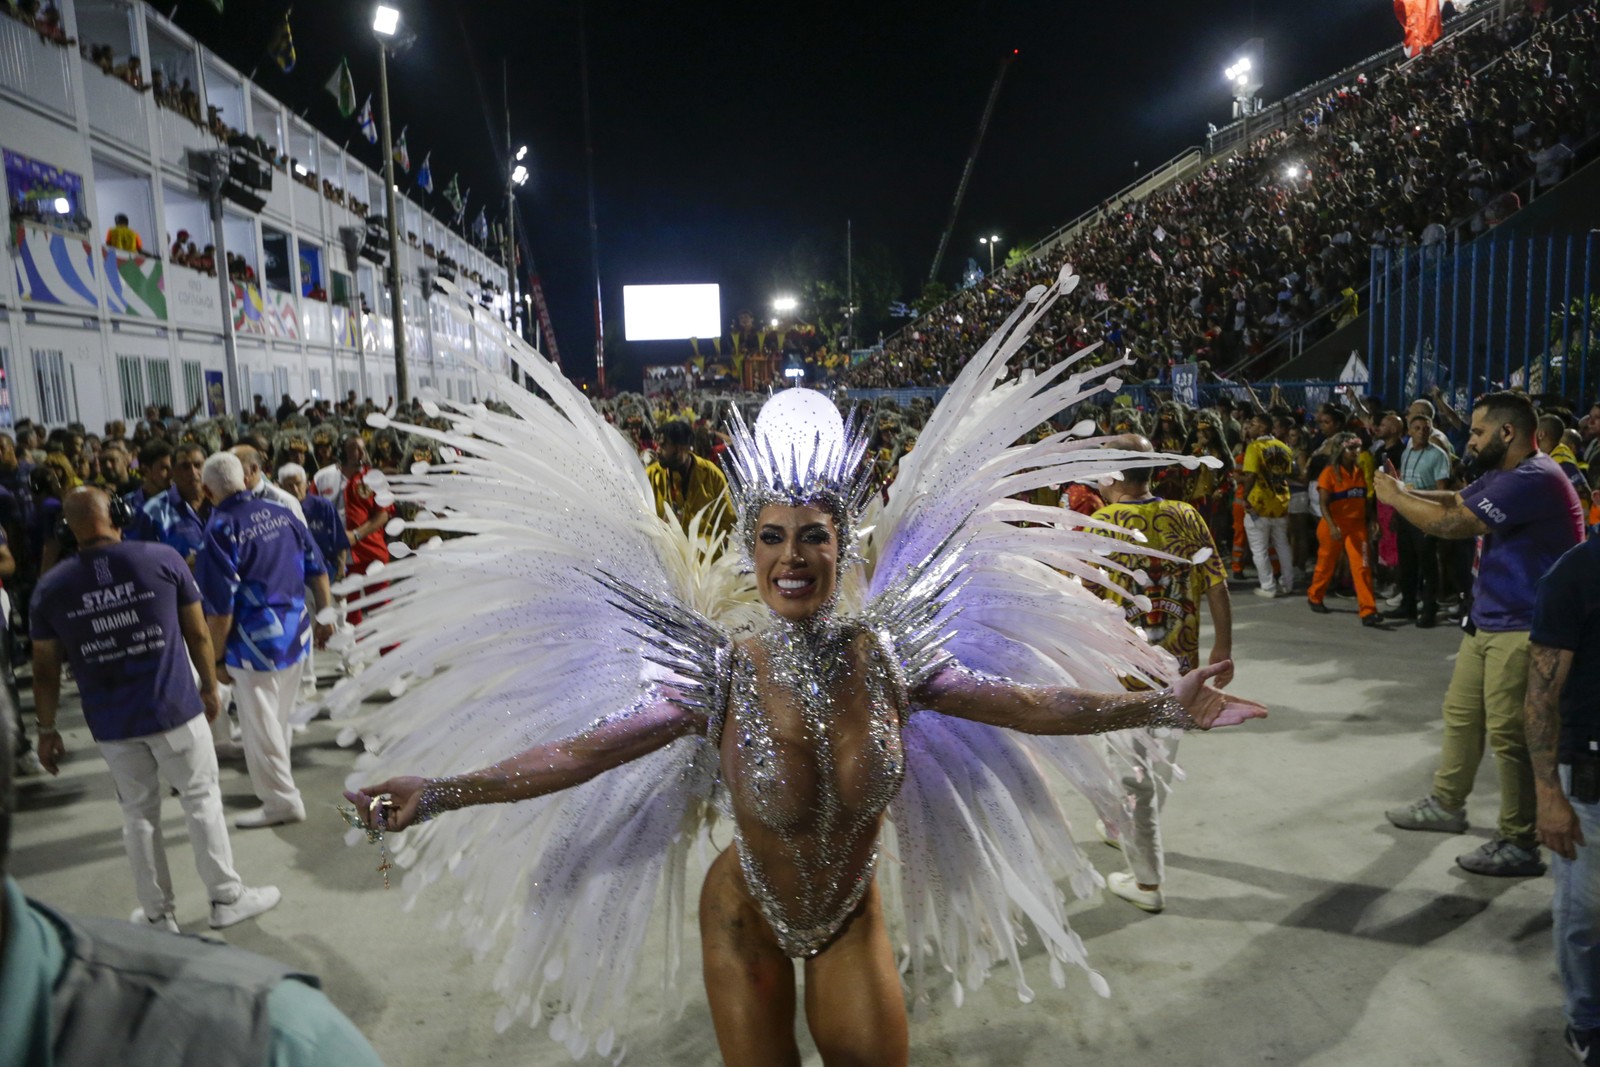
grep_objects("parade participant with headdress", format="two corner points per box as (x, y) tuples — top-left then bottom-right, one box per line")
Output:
(339, 266), (1266, 1063)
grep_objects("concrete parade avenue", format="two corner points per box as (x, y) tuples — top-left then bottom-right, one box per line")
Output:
(11, 586), (1567, 1066)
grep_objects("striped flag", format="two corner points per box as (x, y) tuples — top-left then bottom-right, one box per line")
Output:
(324, 57), (356, 118)
(357, 95), (377, 145)
(417, 152), (433, 194)
(472, 207), (488, 245)
(393, 127), (410, 173)
(270, 8), (295, 73)
(443, 174), (463, 217)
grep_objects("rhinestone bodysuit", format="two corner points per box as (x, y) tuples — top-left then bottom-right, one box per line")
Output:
(710, 613), (908, 958)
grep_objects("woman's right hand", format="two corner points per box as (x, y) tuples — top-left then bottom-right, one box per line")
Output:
(343, 776), (429, 832)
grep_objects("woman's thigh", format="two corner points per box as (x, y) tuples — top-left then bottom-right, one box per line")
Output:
(699, 848), (800, 1067)
(803, 881), (909, 1067)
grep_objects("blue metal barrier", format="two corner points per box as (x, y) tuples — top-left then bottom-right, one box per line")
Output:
(1369, 231), (1598, 411)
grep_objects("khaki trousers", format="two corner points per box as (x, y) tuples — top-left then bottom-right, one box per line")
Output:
(1431, 628), (1534, 847)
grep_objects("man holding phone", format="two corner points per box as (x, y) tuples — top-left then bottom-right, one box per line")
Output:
(1377, 392), (1583, 876)
(1525, 535), (1600, 1064)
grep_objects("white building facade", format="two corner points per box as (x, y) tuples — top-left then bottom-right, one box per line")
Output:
(1, 0), (526, 430)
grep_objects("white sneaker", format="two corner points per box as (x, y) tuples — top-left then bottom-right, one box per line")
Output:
(228, 720), (243, 743)
(1106, 871), (1165, 913)
(209, 885), (281, 929)
(130, 907), (180, 933)
(1252, 586), (1278, 599)
(1094, 818), (1122, 850)
(15, 750), (44, 777)
(1384, 592), (1405, 608)
(235, 806), (306, 830)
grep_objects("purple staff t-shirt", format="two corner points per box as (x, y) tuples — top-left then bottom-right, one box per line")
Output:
(29, 540), (204, 742)
(1460, 453), (1584, 632)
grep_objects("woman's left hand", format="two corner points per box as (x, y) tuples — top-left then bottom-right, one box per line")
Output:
(1171, 660), (1268, 729)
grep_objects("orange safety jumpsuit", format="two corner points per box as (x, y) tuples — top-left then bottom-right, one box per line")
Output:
(1307, 461), (1377, 617)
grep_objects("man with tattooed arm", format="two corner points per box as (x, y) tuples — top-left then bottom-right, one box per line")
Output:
(1527, 536), (1600, 1066)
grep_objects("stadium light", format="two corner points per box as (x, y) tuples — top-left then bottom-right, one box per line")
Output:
(373, 2), (410, 402)
(511, 164), (529, 186)
(770, 317), (780, 327)
(1283, 164), (1301, 180)
(978, 234), (1003, 273)
(516, 145), (528, 161)
(772, 295), (798, 313)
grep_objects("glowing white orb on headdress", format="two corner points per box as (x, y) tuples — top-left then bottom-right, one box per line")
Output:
(753, 388), (846, 481)
(723, 388), (874, 565)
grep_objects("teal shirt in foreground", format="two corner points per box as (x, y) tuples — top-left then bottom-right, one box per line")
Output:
(0, 878), (386, 1067)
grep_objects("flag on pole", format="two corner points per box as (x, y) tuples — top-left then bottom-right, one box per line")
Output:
(472, 207), (488, 245)
(393, 126), (410, 173)
(269, 8), (295, 73)
(443, 174), (463, 217)
(1393, 0), (1442, 55)
(324, 57), (356, 118)
(456, 187), (471, 226)
(417, 152), (433, 194)
(357, 95), (377, 144)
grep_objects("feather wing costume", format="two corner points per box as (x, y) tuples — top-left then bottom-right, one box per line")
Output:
(333, 262), (1214, 1058)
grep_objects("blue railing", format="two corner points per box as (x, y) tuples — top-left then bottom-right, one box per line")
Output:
(1368, 231), (1598, 411)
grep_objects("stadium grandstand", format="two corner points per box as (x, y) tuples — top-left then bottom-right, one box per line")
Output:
(854, 0), (1600, 398)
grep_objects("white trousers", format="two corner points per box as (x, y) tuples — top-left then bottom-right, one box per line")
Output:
(232, 659), (307, 819)
(1244, 513), (1293, 592)
(1121, 734), (1180, 888)
(98, 714), (243, 917)
(300, 585), (322, 699)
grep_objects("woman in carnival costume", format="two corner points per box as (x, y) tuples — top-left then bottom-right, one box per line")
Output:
(340, 265), (1266, 1065)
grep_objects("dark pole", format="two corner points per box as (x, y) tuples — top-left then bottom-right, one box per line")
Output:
(928, 50), (1016, 283)
(377, 41), (409, 407)
(579, 0), (605, 391)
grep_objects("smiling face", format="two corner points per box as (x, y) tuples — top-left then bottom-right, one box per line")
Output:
(754, 503), (839, 622)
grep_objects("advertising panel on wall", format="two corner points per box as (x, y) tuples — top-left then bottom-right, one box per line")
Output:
(12, 221), (97, 310)
(103, 247), (166, 319)
(204, 369), (225, 415)
(231, 283), (300, 340)
(167, 263), (222, 330)
(4, 148), (85, 224)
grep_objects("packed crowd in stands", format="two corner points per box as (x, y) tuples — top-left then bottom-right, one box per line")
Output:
(4, 0), (72, 46)
(855, 0), (1600, 392)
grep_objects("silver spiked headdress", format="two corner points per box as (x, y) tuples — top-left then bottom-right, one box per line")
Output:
(723, 388), (875, 565)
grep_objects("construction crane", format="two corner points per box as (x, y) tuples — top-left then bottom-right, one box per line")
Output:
(927, 49), (1018, 283)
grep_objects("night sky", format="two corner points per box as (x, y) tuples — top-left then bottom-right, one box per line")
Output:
(173, 0), (1410, 387)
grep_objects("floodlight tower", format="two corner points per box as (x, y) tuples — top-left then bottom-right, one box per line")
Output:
(1225, 38), (1264, 147)
(373, 3), (414, 406)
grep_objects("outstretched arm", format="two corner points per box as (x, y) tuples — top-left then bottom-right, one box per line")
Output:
(914, 659), (1265, 735)
(344, 694), (703, 831)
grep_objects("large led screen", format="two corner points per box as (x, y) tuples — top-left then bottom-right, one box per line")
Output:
(623, 283), (721, 342)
